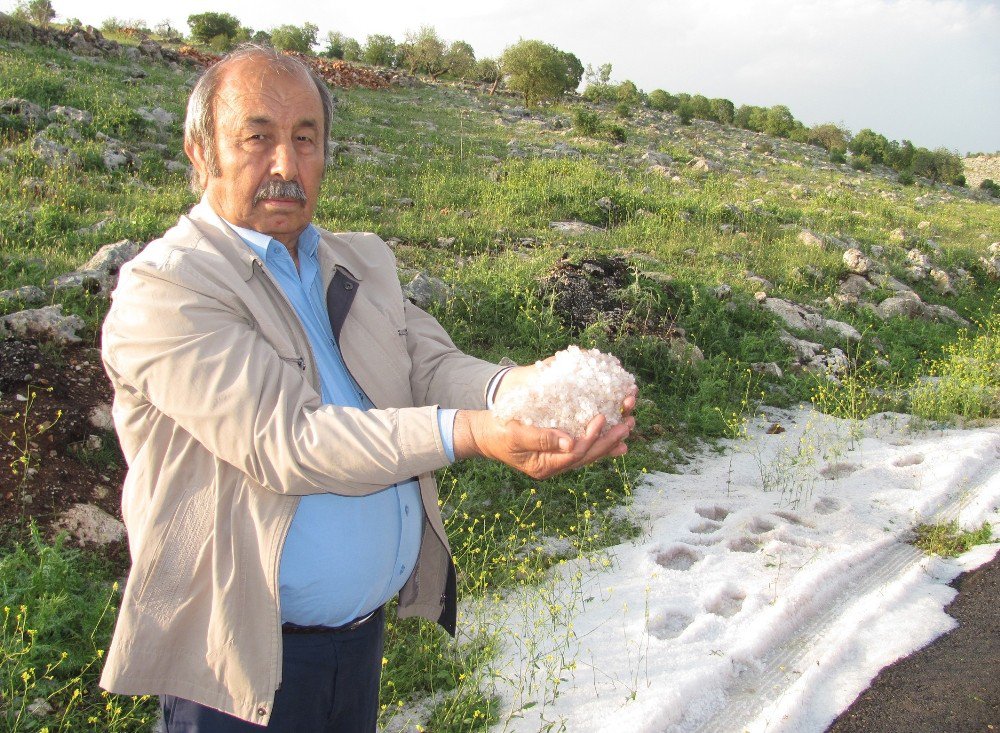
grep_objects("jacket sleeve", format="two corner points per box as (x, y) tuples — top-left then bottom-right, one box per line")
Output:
(102, 250), (452, 496)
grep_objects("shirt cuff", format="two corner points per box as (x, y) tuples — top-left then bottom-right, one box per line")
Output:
(486, 366), (515, 408)
(437, 408), (458, 463)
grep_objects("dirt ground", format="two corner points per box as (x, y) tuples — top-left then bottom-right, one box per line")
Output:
(827, 550), (1000, 733)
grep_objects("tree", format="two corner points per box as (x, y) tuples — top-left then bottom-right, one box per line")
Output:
(647, 89), (677, 112)
(400, 25), (447, 76)
(362, 34), (397, 67)
(501, 39), (574, 107)
(804, 123), (849, 152)
(475, 57), (503, 94)
(269, 23), (318, 54)
(848, 128), (892, 165)
(689, 94), (712, 120)
(187, 12), (241, 45)
(342, 37), (362, 61)
(323, 31), (351, 59)
(12, 0), (55, 27)
(763, 105), (795, 137)
(444, 40), (476, 79)
(710, 98), (735, 125)
(584, 62), (612, 86)
(561, 51), (584, 93)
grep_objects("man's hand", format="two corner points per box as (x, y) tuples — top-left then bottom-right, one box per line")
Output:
(491, 360), (551, 405)
(453, 391), (637, 480)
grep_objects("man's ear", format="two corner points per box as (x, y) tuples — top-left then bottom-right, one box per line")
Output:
(185, 139), (211, 191)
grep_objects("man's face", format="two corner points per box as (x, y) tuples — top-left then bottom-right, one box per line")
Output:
(188, 57), (325, 248)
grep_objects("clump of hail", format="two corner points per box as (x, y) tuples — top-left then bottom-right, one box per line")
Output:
(492, 346), (637, 438)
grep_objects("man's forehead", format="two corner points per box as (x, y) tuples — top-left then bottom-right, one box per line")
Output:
(214, 58), (320, 112)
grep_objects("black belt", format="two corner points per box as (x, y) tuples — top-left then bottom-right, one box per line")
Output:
(281, 607), (381, 635)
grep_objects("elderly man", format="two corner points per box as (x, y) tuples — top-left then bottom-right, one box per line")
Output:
(99, 45), (633, 732)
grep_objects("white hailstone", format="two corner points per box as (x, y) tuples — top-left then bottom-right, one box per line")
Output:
(492, 345), (637, 438)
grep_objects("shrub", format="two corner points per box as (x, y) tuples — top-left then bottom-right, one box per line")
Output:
(829, 147), (847, 164)
(270, 22), (318, 54)
(572, 109), (602, 136)
(561, 52), (584, 93)
(647, 89), (677, 112)
(898, 170), (915, 186)
(677, 103), (693, 125)
(501, 39), (575, 107)
(763, 104), (796, 138)
(848, 128), (892, 165)
(710, 98), (735, 125)
(342, 38), (362, 62)
(850, 154), (872, 171)
(444, 40), (477, 80)
(980, 179), (1000, 197)
(605, 123), (627, 143)
(614, 101), (632, 119)
(187, 12), (240, 45)
(805, 122), (850, 152)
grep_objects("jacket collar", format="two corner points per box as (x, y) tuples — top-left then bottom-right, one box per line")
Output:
(184, 198), (363, 284)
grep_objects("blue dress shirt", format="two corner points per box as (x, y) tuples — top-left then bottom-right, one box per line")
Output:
(227, 221), (455, 626)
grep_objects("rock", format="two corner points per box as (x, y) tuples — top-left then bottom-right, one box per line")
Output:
(917, 220), (931, 230)
(798, 230), (825, 248)
(402, 273), (452, 310)
(27, 698), (53, 717)
(135, 106), (176, 125)
(435, 236), (456, 248)
(924, 303), (969, 325)
(30, 133), (81, 168)
(667, 338), (704, 365)
(843, 248), (871, 275)
(47, 104), (92, 124)
(869, 272), (915, 295)
(687, 157), (720, 172)
(89, 403), (114, 430)
(0, 285), (46, 305)
(52, 504), (126, 546)
(929, 268), (954, 295)
(713, 284), (732, 300)
(549, 220), (603, 234)
(0, 305), (84, 343)
(751, 362), (783, 378)
(762, 297), (861, 342)
(396, 197), (415, 208)
(86, 434), (103, 451)
(838, 274), (874, 298)
(876, 296), (925, 320)
(889, 227), (907, 243)
(647, 164), (679, 179)
(103, 144), (135, 171)
(981, 255), (1000, 279)
(165, 160), (190, 174)
(595, 197), (614, 212)
(51, 239), (140, 296)
(641, 150), (673, 166)
(0, 97), (43, 124)
(906, 248), (931, 270)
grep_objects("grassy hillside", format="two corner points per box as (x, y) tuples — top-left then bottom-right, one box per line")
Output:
(1, 32), (998, 732)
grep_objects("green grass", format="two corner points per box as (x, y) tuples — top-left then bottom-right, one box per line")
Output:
(2, 35), (1000, 731)
(913, 520), (994, 557)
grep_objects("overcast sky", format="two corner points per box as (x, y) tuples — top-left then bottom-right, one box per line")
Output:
(14, 0), (1000, 154)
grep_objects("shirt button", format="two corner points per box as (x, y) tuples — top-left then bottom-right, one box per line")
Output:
(399, 564), (406, 575)
(256, 706), (267, 717)
(404, 505), (410, 516)
(344, 282), (354, 290)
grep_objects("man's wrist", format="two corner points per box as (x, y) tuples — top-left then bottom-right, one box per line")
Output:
(453, 410), (485, 461)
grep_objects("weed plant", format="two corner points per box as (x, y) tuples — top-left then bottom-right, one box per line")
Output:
(913, 520), (993, 557)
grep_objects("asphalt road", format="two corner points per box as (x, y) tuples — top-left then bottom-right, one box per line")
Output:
(826, 550), (1000, 733)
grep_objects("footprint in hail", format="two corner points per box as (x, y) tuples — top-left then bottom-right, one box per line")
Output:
(695, 505), (731, 521)
(690, 519), (723, 534)
(727, 536), (760, 553)
(647, 610), (694, 640)
(820, 461), (861, 480)
(654, 545), (703, 571)
(705, 586), (746, 618)
(893, 453), (925, 467)
(813, 496), (843, 515)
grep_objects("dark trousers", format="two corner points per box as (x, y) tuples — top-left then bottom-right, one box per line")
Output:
(160, 608), (385, 732)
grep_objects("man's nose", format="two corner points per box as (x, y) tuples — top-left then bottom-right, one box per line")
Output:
(270, 140), (299, 180)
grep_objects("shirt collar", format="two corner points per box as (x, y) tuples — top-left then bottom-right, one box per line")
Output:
(222, 219), (320, 265)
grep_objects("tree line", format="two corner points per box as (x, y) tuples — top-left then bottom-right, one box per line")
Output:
(8, 3), (983, 190)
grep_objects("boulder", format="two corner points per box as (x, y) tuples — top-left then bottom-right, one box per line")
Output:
(0, 285), (46, 305)
(30, 133), (81, 168)
(0, 97), (43, 124)
(52, 504), (126, 546)
(0, 304), (84, 343)
(641, 150), (673, 167)
(842, 248), (871, 275)
(797, 230), (825, 248)
(687, 157), (721, 172)
(47, 104), (92, 124)
(402, 273), (452, 310)
(838, 274), (874, 298)
(929, 268), (954, 295)
(761, 297), (861, 342)
(50, 239), (140, 296)
(549, 221), (603, 234)
(135, 106), (176, 125)
(876, 296), (925, 320)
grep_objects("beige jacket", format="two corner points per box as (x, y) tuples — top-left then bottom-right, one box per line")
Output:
(99, 202), (502, 724)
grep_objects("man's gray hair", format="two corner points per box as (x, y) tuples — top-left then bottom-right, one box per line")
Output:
(184, 44), (334, 194)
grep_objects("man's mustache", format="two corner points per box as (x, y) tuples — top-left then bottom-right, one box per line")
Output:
(253, 179), (307, 205)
